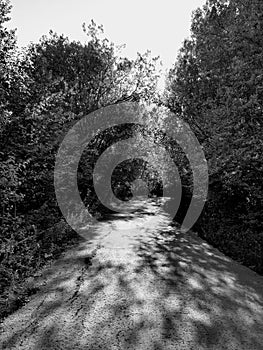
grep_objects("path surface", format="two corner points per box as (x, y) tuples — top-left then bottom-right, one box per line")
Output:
(1, 198), (263, 350)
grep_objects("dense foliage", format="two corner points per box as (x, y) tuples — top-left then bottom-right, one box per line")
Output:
(165, 0), (263, 272)
(0, 1), (160, 318)
(1, 0), (262, 320)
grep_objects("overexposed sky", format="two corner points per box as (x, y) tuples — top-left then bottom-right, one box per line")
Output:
(7, 0), (206, 71)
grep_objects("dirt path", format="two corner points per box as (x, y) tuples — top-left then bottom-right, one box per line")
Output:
(1, 199), (263, 349)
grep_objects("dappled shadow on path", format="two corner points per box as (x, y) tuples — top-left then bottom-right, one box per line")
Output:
(1, 198), (263, 350)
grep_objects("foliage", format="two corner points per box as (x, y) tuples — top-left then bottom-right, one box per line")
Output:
(1, 0), (263, 322)
(0, 1), (161, 319)
(165, 0), (263, 272)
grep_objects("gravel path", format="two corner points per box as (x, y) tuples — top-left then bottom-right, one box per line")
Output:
(1, 199), (263, 350)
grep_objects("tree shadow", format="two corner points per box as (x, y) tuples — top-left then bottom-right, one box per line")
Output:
(1, 198), (263, 349)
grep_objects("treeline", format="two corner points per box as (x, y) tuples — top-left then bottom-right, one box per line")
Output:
(0, 0), (160, 317)
(165, 0), (263, 272)
(0, 0), (262, 319)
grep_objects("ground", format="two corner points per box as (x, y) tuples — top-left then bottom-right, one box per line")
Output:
(1, 198), (263, 350)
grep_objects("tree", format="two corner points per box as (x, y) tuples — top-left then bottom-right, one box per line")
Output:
(0, 0), (16, 128)
(165, 0), (263, 272)
(0, 14), (162, 313)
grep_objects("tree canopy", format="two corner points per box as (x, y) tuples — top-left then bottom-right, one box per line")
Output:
(0, 0), (262, 320)
(165, 0), (263, 270)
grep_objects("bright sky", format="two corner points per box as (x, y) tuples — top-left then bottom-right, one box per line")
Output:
(7, 0), (206, 88)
